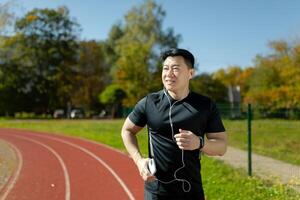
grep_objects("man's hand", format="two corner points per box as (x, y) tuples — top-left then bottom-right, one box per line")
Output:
(174, 129), (203, 150)
(135, 158), (156, 182)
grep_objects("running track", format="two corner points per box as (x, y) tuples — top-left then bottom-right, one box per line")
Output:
(0, 128), (144, 200)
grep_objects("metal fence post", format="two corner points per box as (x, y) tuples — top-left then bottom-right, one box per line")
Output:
(247, 103), (252, 176)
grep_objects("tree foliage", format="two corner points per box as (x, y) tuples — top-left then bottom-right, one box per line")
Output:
(210, 39), (300, 117)
(244, 40), (300, 112)
(190, 74), (227, 102)
(99, 84), (126, 117)
(71, 40), (109, 112)
(1, 1), (299, 118)
(213, 66), (243, 87)
(0, 6), (80, 115)
(107, 0), (181, 106)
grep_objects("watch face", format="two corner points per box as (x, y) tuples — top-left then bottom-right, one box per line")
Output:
(199, 136), (204, 148)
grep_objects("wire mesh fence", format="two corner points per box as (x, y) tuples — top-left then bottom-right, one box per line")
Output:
(217, 103), (300, 191)
(218, 103), (300, 120)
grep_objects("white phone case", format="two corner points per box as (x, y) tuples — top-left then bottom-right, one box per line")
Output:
(148, 158), (156, 175)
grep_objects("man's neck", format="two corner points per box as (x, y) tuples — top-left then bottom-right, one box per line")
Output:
(166, 88), (190, 100)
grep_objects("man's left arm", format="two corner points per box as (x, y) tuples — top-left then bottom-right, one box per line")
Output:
(201, 132), (227, 156)
(174, 130), (227, 156)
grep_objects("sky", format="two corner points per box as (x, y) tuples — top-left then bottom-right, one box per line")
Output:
(10, 0), (300, 73)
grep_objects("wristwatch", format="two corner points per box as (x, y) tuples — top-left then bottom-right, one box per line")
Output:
(199, 136), (205, 149)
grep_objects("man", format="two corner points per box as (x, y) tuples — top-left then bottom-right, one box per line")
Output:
(121, 48), (227, 200)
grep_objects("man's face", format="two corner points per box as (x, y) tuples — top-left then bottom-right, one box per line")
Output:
(162, 56), (194, 92)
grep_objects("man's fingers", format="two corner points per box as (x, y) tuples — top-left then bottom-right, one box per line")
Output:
(175, 129), (199, 150)
(174, 132), (190, 139)
(177, 141), (190, 148)
(176, 140), (189, 147)
(175, 137), (190, 142)
(141, 168), (150, 179)
(179, 129), (189, 133)
(142, 169), (156, 182)
(177, 144), (192, 150)
(137, 158), (153, 181)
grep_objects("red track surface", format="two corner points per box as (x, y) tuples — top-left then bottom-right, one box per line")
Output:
(0, 128), (144, 200)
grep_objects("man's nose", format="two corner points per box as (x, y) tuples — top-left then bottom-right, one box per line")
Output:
(166, 69), (174, 77)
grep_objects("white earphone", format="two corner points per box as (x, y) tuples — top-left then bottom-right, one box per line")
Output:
(148, 89), (191, 192)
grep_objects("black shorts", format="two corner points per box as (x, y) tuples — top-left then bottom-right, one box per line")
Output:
(144, 189), (205, 200)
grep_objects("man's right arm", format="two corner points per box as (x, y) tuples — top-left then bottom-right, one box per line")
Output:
(121, 117), (155, 182)
(121, 117), (144, 163)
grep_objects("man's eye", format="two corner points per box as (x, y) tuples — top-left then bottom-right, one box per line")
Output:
(163, 67), (169, 70)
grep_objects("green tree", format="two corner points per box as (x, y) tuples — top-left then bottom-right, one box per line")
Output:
(102, 23), (124, 73)
(0, 6), (80, 115)
(213, 66), (243, 87)
(0, 1), (16, 115)
(213, 66), (250, 101)
(244, 40), (300, 116)
(190, 73), (227, 102)
(0, 33), (37, 115)
(71, 40), (109, 112)
(99, 84), (126, 118)
(109, 0), (181, 106)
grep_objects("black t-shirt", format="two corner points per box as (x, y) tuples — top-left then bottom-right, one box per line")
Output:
(128, 89), (225, 199)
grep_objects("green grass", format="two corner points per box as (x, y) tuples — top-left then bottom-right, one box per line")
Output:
(223, 119), (300, 165)
(1, 119), (299, 165)
(0, 119), (299, 199)
(0, 119), (149, 154)
(202, 156), (299, 200)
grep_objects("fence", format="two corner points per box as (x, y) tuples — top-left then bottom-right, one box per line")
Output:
(217, 103), (300, 191)
(217, 102), (300, 120)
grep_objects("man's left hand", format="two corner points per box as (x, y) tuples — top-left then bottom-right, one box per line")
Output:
(174, 129), (202, 150)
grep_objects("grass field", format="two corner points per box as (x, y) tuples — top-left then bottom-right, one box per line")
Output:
(1, 118), (299, 165)
(223, 119), (300, 165)
(0, 119), (299, 199)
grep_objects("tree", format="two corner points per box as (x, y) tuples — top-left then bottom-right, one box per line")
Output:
(213, 66), (243, 87)
(190, 73), (227, 102)
(213, 66), (252, 101)
(0, 7), (80, 115)
(71, 40), (109, 112)
(0, 1), (16, 115)
(102, 23), (124, 73)
(244, 39), (300, 116)
(235, 67), (254, 99)
(99, 84), (126, 118)
(109, 0), (181, 106)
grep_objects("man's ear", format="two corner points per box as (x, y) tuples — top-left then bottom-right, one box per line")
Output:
(189, 69), (195, 79)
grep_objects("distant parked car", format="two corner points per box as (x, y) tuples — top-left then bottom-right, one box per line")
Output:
(70, 109), (84, 119)
(53, 109), (65, 119)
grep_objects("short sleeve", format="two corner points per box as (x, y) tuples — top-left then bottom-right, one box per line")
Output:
(128, 97), (147, 127)
(204, 101), (226, 133)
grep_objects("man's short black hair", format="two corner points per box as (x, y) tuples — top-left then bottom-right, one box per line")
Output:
(161, 48), (195, 68)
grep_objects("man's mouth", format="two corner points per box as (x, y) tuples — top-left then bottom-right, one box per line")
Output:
(165, 80), (175, 84)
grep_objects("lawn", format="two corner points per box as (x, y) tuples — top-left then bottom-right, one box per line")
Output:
(1, 118), (299, 165)
(223, 119), (300, 165)
(0, 119), (299, 199)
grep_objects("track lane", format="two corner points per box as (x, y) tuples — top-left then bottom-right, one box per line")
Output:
(0, 141), (23, 200)
(0, 132), (66, 200)
(15, 135), (71, 200)
(0, 128), (144, 200)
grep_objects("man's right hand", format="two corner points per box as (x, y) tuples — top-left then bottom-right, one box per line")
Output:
(136, 158), (156, 182)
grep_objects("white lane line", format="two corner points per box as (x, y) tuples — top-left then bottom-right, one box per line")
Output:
(0, 141), (23, 200)
(25, 132), (135, 200)
(14, 135), (71, 200)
